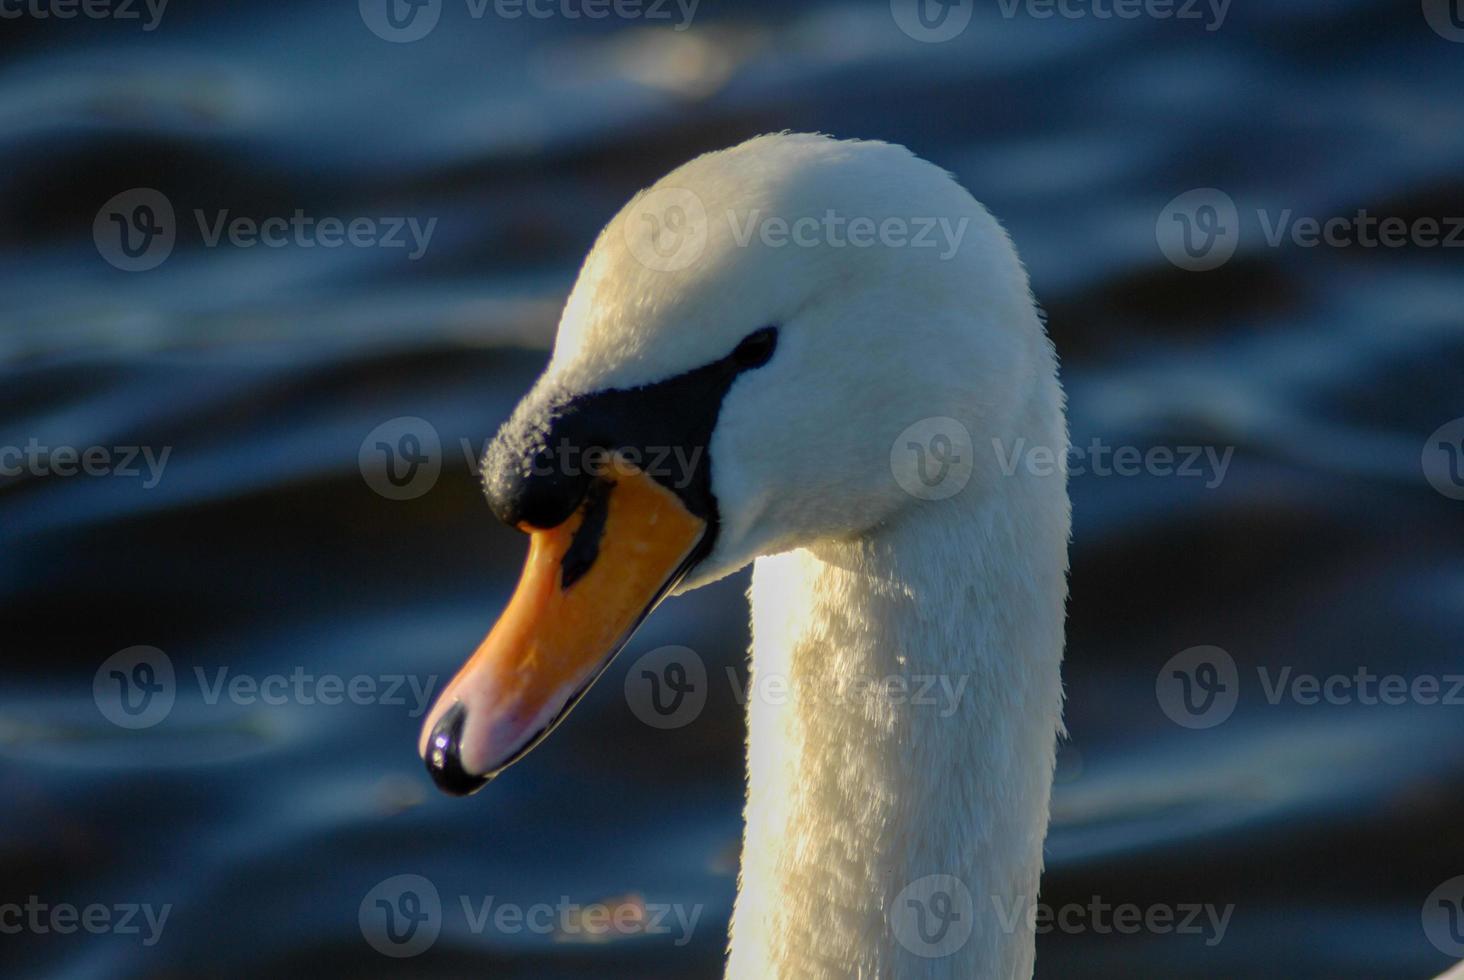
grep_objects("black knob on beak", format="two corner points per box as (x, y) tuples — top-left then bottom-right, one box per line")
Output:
(481, 398), (597, 530)
(479, 326), (778, 533)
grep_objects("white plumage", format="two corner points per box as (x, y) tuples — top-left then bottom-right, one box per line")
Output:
(546, 133), (1071, 978)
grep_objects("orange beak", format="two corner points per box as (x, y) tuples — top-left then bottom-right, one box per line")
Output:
(418, 458), (708, 794)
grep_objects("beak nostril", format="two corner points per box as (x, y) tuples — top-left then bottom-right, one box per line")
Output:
(559, 477), (615, 590)
(424, 701), (491, 796)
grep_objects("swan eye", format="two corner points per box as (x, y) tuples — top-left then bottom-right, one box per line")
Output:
(732, 326), (778, 369)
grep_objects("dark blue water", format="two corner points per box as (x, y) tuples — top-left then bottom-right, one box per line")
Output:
(2, 2), (1463, 977)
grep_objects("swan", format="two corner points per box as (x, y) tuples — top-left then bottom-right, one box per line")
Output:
(417, 132), (1071, 978)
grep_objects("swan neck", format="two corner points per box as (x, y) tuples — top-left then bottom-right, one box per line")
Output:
(727, 471), (1068, 979)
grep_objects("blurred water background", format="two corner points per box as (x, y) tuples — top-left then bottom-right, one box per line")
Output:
(2, 0), (1463, 976)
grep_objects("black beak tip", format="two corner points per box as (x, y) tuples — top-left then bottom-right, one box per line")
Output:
(424, 701), (491, 797)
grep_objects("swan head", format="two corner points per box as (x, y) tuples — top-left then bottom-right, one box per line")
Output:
(420, 133), (1053, 794)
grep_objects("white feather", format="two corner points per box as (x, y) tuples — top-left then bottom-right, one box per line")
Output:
(553, 133), (1071, 979)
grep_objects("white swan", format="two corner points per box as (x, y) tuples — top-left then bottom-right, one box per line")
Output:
(418, 132), (1071, 979)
